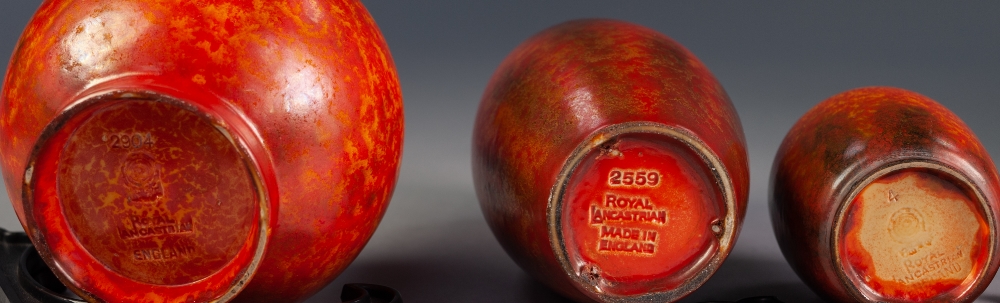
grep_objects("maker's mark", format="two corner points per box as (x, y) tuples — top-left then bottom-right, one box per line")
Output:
(122, 152), (163, 203)
(888, 207), (927, 244)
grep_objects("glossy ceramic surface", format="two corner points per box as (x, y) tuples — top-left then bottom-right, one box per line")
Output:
(770, 87), (999, 302)
(0, 1), (403, 302)
(472, 19), (748, 303)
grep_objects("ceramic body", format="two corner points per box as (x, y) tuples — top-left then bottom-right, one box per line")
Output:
(770, 87), (999, 302)
(0, 1), (403, 302)
(472, 19), (749, 302)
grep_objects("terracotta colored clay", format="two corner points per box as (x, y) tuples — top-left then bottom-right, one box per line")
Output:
(770, 87), (999, 302)
(0, 1), (403, 302)
(472, 19), (749, 302)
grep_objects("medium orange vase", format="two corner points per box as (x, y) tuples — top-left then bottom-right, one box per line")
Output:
(472, 19), (749, 302)
(0, 1), (403, 302)
(770, 87), (999, 302)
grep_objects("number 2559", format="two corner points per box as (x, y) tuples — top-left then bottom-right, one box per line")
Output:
(608, 169), (660, 187)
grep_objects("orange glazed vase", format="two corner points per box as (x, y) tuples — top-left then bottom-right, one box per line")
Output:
(0, 1), (403, 302)
(472, 19), (749, 303)
(770, 87), (1000, 302)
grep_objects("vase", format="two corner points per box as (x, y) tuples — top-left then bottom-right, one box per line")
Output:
(770, 87), (999, 302)
(0, 1), (403, 302)
(472, 19), (749, 303)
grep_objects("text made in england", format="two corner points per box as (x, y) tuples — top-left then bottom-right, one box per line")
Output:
(133, 245), (196, 262)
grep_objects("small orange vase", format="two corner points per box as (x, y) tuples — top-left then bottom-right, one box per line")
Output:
(770, 87), (1000, 302)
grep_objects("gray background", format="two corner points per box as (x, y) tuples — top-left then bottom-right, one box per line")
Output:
(2, 1), (1000, 302)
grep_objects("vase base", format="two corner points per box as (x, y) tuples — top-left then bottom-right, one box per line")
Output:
(550, 122), (735, 302)
(23, 92), (266, 302)
(837, 164), (993, 302)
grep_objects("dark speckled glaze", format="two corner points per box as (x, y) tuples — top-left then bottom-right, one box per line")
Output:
(770, 87), (1000, 302)
(473, 19), (748, 302)
(1, 1), (403, 302)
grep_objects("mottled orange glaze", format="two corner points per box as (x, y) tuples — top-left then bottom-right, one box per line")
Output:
(26, 94), (264, 302)
(770, 87), (1000, 302)
(473, 19), (748, 302)
(1, 1), (402, 302)
(561, 133), (723, 296)
(58, 101), (258, 285)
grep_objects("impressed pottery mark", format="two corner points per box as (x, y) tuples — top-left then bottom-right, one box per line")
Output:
(597, 225), (658, 254)
(608, 169), (661, 188)
(117, 210), (194, 241)
(104, 132), (155, 149)
(587, 167), (671, 255)
(133, 244), (197, 262)
(114, 151), (197, 261)
(590, 193), (667, 224)
(57, 100), (259, 285)
(562, 134), (727, 286)
(898, 250), (964, 284)
(121, 152), (163, 203)
(590, 189), (667, 255)
(888, 207), (929, 254)
(852, 172), (979, 286)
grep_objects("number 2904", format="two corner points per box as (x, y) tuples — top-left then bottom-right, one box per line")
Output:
(104, 132), (155, 149)
(608, 169), (660, 187)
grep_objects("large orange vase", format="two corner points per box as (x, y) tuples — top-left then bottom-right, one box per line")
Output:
(0, 1), (403, 302)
